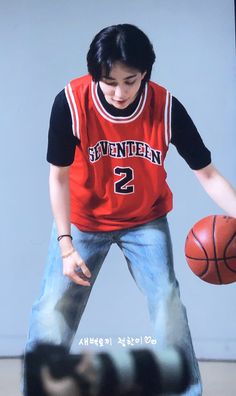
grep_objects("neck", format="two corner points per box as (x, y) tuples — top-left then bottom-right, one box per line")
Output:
(97, 82), (145, 117)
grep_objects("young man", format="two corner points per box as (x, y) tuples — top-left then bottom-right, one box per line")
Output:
(24, 24), (236, 395)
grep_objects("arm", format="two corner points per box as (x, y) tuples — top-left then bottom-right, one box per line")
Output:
(194, 163), (236, 218)
(49, 164), (91, 286)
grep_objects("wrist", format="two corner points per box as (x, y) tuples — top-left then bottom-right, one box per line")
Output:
(61, 247), (76, 259)
(59, 237), (74, 253)
(57, 234), (73, 242)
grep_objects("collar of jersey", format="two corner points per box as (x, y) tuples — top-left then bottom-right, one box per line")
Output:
(91, 80), (148, 124)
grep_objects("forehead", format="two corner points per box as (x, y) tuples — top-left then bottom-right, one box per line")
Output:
(102, 61), (141, 79)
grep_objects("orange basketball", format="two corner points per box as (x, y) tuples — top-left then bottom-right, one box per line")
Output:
(185, 215), (236, 284)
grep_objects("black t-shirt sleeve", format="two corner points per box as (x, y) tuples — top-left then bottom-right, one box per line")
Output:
(171, 96), (211, 170)
(46, 89), (78, 166)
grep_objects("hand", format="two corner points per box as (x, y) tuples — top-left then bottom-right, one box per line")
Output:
(62, 249), (91, 286)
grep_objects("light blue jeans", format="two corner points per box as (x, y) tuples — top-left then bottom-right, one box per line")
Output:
(24, 216), (202, 395)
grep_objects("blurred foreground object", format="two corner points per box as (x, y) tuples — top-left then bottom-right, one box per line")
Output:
(24, 343), (190, 396)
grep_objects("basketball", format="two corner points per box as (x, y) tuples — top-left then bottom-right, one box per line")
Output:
(185, 215), (236, 284)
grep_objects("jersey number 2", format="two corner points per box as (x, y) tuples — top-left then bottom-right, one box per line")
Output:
(114, 167), (134, 194)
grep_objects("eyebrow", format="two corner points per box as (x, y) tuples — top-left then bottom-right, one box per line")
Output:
(102, 74), (138, 81)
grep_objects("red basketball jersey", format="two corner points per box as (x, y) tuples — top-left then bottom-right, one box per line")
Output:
(65, 75), (173, 231)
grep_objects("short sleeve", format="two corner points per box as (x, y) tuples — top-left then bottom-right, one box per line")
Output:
(171, 97), (211, 170)
(46, 90), (78, 166)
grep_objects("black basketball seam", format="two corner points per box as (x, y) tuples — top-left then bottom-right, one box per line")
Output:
(223, 231), (236, 273)
(213, 215), (222, 284)
(185, 255), (236, 261)
(191, 230), (209, 277)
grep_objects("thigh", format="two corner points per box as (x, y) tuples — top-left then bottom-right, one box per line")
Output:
(118, 216), (176, 294)
(40, 223), (112, 294)
(31, 223), (112, 326)
(27, 224), (112, 346)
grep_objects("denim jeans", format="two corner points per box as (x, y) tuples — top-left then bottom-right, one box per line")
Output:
(24, 216), (202, 395)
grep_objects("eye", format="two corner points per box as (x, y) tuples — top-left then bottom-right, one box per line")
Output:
(106, 82), (117, 87)
(102, 80), (117, 87)
(125, 80), (136, 86)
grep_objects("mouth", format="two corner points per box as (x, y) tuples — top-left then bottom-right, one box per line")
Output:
(112, 98), (129, 106)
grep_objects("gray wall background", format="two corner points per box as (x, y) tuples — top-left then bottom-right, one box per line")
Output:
(1, 0), (235, 359)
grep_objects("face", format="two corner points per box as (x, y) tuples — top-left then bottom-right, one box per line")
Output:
(99, 61), (147, 109)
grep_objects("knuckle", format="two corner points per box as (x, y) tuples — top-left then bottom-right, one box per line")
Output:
(63, 268), (72, 277)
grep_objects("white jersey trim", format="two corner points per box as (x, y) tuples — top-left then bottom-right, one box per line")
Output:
(91, 81), (148, 124)
(164, 91), (172, 147)
(65, 83), (80, 139)
(168, 93), (172, 142)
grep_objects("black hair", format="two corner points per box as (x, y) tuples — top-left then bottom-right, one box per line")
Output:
(87, 24), (156, 82)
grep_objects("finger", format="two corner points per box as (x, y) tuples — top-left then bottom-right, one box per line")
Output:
(79, 261), (92, 278)
(73, 252), (92, 278)
(74, 267), (93, 288)
(63, 268), (91, 286)
(69, 272), (91, 286)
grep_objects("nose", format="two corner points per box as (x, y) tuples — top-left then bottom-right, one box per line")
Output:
(114, 84), (127, 99)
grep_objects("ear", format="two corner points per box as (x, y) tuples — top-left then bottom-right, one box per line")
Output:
(141, 71), (147, 80)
